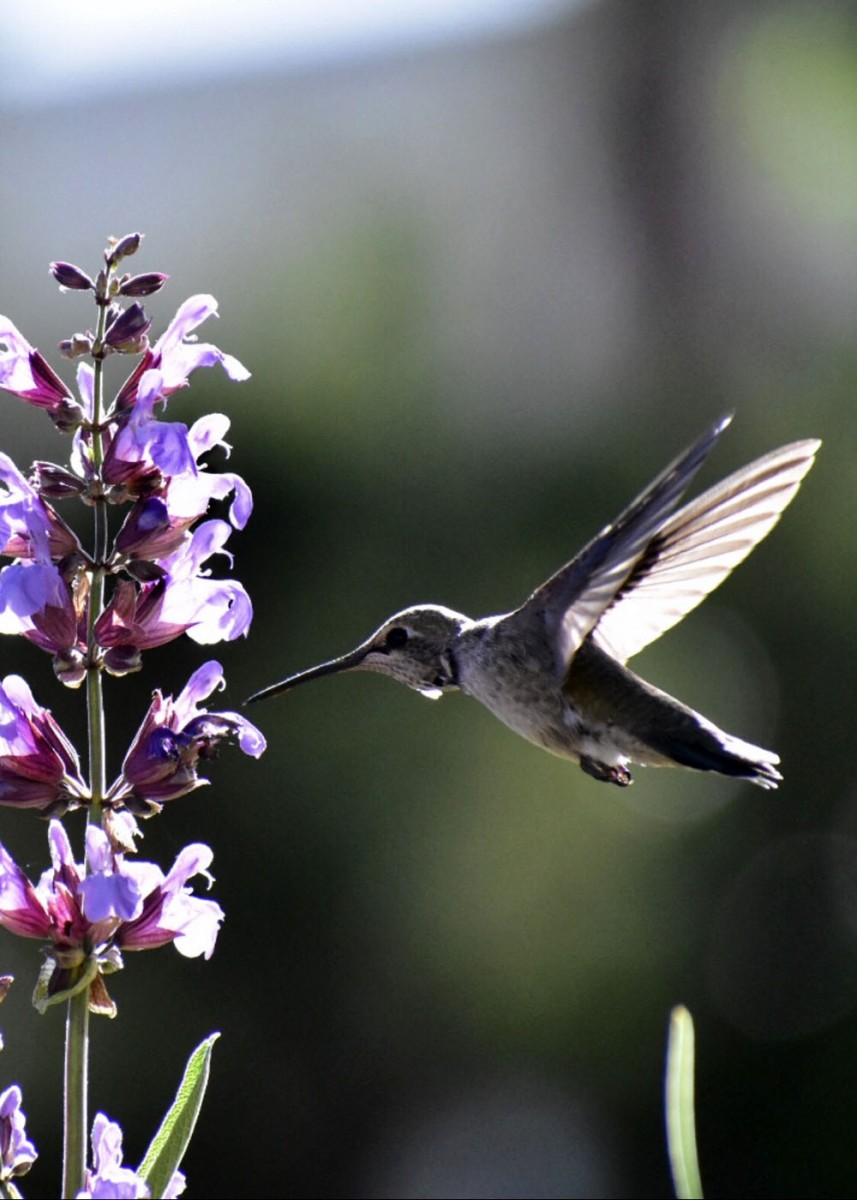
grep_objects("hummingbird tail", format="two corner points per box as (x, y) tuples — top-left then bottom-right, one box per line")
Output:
(647, 721), (782, 789)
(565, 641), (783, 789)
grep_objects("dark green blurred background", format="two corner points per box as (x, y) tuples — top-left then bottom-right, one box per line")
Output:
(1, 1), (856, 1196)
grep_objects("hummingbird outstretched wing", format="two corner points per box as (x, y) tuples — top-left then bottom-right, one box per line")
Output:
(524, 416), (820, 678)
(590, 436), (820, 664)
(526, 415), (733, 676)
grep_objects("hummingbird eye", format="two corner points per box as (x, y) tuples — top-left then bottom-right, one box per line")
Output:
(382, 626), (409, 651)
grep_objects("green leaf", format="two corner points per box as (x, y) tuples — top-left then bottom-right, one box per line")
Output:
(138, 1032), (220, 1199)
(665, 1006), (703, 1200)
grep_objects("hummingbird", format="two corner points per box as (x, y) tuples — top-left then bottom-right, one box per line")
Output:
(247, 416), (819, 789)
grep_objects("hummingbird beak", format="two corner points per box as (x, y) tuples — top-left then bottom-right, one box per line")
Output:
(245, 643), (372, 704)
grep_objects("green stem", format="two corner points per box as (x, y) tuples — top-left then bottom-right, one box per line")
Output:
(64, 285), (112, 1196)
(62, 987), (90, 1198)
(85, 481), (107, 827)
(86, 332), (109, 827)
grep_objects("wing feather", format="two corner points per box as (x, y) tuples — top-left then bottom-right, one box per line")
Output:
(591, 438), (820, 663)
(521, 416), (733, 676)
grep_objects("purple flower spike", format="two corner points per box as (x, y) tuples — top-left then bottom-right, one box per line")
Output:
(0, 674), (88, 811)
(113, 660), (265, 811)
(0, 1085), (37, 1183)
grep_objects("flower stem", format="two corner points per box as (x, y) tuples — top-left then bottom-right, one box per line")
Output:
(86, 325), (109, 828)
(62, 986), (90, 1198)
(65, 277), (111, 1196)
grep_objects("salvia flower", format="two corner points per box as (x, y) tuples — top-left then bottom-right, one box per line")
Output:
(153, 520), (252, 644)
(0, 452), (82, 562)
(167, 412), (253, 529)
(151, 294), (251, 390)
(109, 412), (252, 572)
(0, 1085), (37, 1185)
(0, 821), (223, 1013)
(77, 1113), (148, 1198)
(0, 556), (88, 685)
(0, 674), (88, 812)
(95, 521), (252, 661)
(103, 367), (197, 491)
(77, 1112), (185, 1199)
(0, 451), (88, 681)
(110, 660), (265, 813)
(116, 294), (250, 410)
(0, 316), (83, 429)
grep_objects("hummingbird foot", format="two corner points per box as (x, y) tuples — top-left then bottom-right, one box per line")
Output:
(579, 755), (633, 787)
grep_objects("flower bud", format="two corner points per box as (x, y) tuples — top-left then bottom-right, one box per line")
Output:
(49, 262), (94, 291)
(119, 272), (169, 297)
(58, 333), (94, 359)
(114, 498), (191, 563)
(31, 462), (86, 499)
(105, 233), (142, 267)
(0, 676), (87, 810)
(47, 397), (86, 433)
(52, 649), (87, 688)
(103, 646), (142, 677)
(104, 303), (151, 353)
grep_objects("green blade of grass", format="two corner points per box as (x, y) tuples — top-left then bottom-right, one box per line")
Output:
(665, 1005), (703, 1199)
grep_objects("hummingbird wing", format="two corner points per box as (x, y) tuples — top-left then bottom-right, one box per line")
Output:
(590, 437), (820, 664)
(525, 415), (734, 677)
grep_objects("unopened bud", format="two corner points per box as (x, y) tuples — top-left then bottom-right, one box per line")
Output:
(50, 262), (94, 291)
(104, 302), (152, 352)
(120, 272), (169, 297)
(53, 649), (87, 688)
(125, 559), (168, 582)
(103, 645), (142, 677)
(58, 334), (93, 360)
(31, 462), (86, 499)
(47, 398), (86, 433)
(105, 233), (143, 267)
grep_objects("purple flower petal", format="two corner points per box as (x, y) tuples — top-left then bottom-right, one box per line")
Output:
(0, 1084), (37, 1179)
(79, 1113), (148, 1198)
(80, 829), (144, 923)
(152, 294), (251, 390)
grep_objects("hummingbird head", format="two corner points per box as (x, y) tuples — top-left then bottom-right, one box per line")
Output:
(246, 604), (472, 704)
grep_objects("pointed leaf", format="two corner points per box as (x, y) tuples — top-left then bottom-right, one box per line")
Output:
(138, 1032), (219, 1198)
